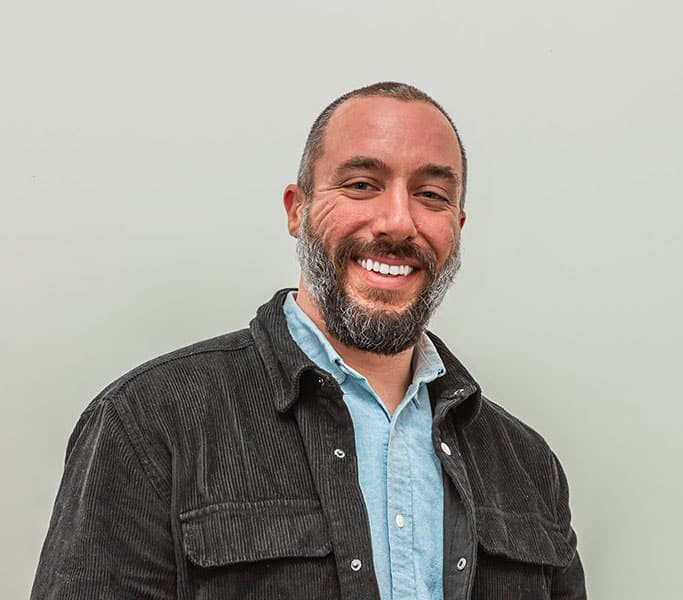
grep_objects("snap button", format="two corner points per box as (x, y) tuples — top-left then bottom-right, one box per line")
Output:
(395, 514), (405, 528)
(350, 558), (362, 571)
(456, 557), (467, 571)
(317, 377), (325, 387)
(440, 442), (452, 456)
(334, 448), (346, 459)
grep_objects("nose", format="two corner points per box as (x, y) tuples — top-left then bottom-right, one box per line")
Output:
(370, 184), (418, 242)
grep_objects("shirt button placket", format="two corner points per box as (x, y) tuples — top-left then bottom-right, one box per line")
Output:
(387, 427), (413, 599)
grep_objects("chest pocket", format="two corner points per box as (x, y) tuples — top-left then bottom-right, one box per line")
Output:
(472, 508), (574, 600)
(180, 498), (339, 599)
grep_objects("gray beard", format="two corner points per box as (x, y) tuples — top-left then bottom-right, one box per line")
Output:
(295, 208), (461, 355)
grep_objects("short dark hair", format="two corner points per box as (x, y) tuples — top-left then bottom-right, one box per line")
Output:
(296, 81), (468, 208)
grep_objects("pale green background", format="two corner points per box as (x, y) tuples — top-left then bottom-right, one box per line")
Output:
(2, 1), (681, 598)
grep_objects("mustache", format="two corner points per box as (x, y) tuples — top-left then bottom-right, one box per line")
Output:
(332, 238), (437, 277)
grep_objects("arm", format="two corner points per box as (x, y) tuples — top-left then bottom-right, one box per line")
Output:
(550, 452), (587, 599)
(31, 399), (176, 599)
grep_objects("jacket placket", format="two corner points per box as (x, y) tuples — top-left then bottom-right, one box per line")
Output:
(292, 368), (382, 599)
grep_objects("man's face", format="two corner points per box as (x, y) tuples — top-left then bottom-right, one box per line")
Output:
(286, 97), (466, 354)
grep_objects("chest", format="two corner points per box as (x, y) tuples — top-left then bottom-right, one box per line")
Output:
(167, 382), (570, 600)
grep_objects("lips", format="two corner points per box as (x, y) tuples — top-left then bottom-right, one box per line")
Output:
(335, 238), (434, 277)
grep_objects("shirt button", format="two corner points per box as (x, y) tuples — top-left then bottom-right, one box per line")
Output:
(440, 442), (452, 456)
(350, 558), (362, 571)
(456, 557), (467, 571)
(395, 514), (405, 528)
(334, 448), (346, 459)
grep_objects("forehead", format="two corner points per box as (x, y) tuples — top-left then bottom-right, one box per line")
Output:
(320, 96), (462, 173)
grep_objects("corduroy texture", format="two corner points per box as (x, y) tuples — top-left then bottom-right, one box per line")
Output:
(32, 289), (586, 599)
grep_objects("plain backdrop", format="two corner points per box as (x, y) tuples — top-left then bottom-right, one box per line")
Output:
(2, 1), (681, 597)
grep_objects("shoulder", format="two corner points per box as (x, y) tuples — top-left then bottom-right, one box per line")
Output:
(471, 395), (559, 474)
(65, 329), (264, 494)
(477, 395), (552, 449)
(83, 328), (256, 414)
(71, 329), (263, 466)
(463, 395), (567, 520)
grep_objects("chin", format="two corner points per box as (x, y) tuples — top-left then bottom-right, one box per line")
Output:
(348, 286), (417, 314)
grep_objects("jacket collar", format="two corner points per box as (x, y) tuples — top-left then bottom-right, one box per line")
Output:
(426, 331), (482, 427)
(250, 288), (482, 425)
(250, 289), (319, 413)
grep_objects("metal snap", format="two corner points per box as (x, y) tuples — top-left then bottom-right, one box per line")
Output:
(350, 558), (362, 571)
(440, 442), (452, 456)
(456, 557), (467, 571)
(334, 448), (346, 459)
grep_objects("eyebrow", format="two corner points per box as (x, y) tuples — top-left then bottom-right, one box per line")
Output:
(414, 163), (460, 186)
(333, 156), (390, 179)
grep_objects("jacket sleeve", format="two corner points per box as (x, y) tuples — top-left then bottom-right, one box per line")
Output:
(31, 398), (176, 599)
(550, 452), (587, 599)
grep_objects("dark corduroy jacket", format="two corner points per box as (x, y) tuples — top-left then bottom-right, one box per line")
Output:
(32, 289), (586, 599)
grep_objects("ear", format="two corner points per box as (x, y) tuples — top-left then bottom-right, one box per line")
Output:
(459, 210), (467, 230)
(284, 184), (306, 237)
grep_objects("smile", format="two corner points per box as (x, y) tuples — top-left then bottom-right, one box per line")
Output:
(355, 258), (415, 276)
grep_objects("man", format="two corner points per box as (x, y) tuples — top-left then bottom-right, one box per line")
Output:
(32, 82), (586, 599)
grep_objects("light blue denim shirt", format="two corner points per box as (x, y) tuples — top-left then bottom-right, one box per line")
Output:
(283, 292), (446, 600)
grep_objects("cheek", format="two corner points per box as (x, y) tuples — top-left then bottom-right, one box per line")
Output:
(308, 202), (335, 230)
(417, 216), (460, 258)
(310, 200), (370, 240)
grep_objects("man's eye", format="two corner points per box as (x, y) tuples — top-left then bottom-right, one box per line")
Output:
(347, 181), (373, 191)
(420, 190), (448, 202)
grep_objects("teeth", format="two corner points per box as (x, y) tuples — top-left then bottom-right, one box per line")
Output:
(356, 258), (414, 276)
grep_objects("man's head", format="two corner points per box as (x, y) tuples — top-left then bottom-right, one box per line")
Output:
(284, 82), (467, 355)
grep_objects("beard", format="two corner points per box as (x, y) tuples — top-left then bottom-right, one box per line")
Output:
(295, 206), (461, 355)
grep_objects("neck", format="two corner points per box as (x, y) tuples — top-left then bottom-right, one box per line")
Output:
(295, 281), (415, 415)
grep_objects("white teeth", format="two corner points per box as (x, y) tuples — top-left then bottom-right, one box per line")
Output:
(356, 258), (414, 276)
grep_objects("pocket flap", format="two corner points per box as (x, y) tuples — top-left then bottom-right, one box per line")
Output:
(180, 498), (333, 568)
(476, 507), (574, 568)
